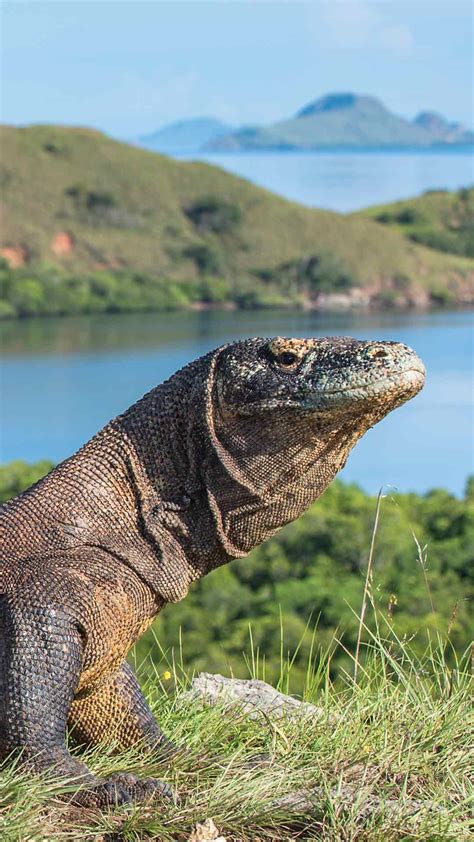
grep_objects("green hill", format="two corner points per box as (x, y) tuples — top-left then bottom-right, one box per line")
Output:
(209, 93), (474, 150)
(357, 187), (474, 258)
(0, 124), (472, 317)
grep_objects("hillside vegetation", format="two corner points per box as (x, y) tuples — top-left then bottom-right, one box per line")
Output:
(1, 461), (472, 840)
(357, 186), (474, 258)
(0, 124), (473, 318)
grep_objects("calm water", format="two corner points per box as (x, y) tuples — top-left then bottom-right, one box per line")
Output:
(1, 309), (472, 495)
(180, 148), (473, 211)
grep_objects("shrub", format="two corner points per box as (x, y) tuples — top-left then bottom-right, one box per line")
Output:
(233, 284), (292, 309)
(183, 243), (223, 274)
(302, 253), (354, 293)
(65, 184), (117, 211)
(197, 276), (232, 303)
(457, 186), (472, 202)
(256, 253), (354, 297)
(184, 195), (242, 234)
(63, 185), (144, 229)
(392, 274), (411, 290)
(0, 300), (16, 319)
(409, 229), (474, 256)
(146, 280), (193, 311)
(43, 141), (65, 155)
(375, 211), (393, 224)
(373, 289), (400, 308)
(10, 278), (46, 316)
(377, 207), (425, 226)
(395, 207), (424, 225)
(429, 287), (456, 307)
(53, 275), (94, 314)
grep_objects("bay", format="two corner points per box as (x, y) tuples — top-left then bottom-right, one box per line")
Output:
(1, 308), (472, 496)
(178, 147), (473, 212)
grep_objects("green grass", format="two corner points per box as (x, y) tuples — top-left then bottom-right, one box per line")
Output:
(1, 465), (472, 840)
(1, 629), (471, 840)
(1, 125), (473, 317)
(357, 187), (474, 261)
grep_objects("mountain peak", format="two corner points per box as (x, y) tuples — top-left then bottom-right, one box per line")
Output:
(413, 111), (473, 143)
(414, 111), (449, 130)
(296, 92), (385, 119)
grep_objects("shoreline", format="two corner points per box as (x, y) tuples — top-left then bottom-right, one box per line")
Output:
(2, 296), (473, 322)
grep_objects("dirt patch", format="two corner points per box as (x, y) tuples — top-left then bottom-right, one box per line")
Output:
(51, 231), (75, 257)
(0, 245), (29, 267)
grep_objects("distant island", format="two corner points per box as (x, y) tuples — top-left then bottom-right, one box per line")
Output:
(140, 117), (233, 153)
(139, 92), (474, 153)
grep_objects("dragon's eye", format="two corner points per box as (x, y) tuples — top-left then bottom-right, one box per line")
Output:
(279, 351), (298, 367)
(268, 337), (310, 369)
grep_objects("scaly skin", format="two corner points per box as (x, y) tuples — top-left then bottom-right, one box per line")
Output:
(0, 336), (425, 806)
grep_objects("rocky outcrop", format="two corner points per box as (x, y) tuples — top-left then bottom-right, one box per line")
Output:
(181, 672), (332, 722)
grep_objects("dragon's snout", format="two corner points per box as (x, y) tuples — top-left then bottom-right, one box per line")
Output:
(302, 338), (426, 410)
(366, 341), (426, 396)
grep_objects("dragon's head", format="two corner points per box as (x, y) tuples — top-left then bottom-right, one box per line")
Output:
(214, 335), (425, 423)
(200, 336), (425, 555)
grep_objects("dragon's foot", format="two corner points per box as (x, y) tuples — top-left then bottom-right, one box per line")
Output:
(71, 772), (173, 807)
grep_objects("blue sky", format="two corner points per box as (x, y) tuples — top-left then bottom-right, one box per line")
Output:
(1, 1), (472, 138)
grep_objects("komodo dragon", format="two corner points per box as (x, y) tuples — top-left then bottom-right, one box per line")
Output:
(0, 335), (425, 806)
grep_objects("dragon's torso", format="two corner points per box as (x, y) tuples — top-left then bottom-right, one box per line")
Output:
(0, 336), (425, 807)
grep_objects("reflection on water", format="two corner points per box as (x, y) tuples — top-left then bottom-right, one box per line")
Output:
(1, 309), (473, 495)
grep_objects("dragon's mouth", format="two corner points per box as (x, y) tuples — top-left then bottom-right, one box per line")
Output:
(304, 364), (426, 408)
(330, 365), (425, 394)
(398, 366), (426, 389)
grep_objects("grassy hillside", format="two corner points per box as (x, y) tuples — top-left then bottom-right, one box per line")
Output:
(0, 124), (473, 317)
(357, 187), (474, 258)
(1, 462), (472, 840)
